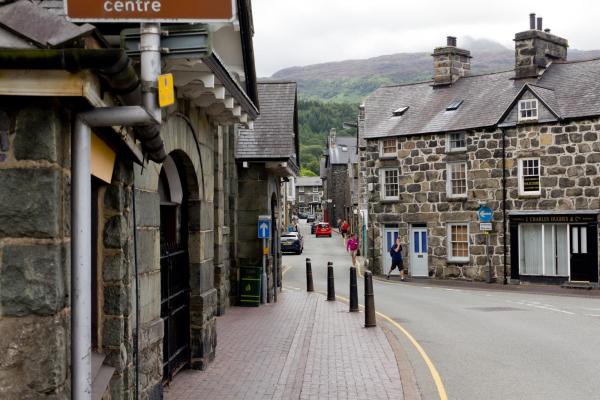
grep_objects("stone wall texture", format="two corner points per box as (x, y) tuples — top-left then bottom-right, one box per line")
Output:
(363, 118), (600, 281)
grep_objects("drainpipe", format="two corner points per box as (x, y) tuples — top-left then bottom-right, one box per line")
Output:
(502, 128), (508, 285)
(71, 25), (163, 400)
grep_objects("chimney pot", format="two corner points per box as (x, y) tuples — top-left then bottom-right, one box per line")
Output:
(529, 13), (536, 30)
(447, 36), (457, 47)
(537, 17), (543, 31)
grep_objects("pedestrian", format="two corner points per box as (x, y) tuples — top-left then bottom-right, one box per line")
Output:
(340, 219), (349, 239)
(388, 237), (405, 281)
(346, 233), (359, 266)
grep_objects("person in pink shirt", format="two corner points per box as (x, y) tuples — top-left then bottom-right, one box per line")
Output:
(346, 233), (359, 267)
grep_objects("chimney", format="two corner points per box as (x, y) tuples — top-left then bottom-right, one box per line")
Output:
(432, 36), (472, 86)
(514, 14), (568, 79)
(329, 128), (337, 148)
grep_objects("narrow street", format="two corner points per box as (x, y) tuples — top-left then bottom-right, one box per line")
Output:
(283, 220), (600, 400)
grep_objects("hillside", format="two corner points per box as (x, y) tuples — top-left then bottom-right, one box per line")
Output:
(273, 38), (600, 103)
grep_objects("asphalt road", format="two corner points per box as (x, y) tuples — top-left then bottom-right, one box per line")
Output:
(281, 220), (600, 400)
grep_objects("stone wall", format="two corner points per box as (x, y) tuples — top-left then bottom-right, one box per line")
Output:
(0, 99), (71, 399)
(327, 164), (348, 227)
(363, 117), (600, 280)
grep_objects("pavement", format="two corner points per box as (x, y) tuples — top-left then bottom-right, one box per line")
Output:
(164, 288), (405, 400)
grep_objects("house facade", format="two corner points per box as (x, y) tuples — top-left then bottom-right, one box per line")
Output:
(0, 1), (261, 399)
(321, 129), (359, 227)
(360, 17), (600, 288)
(296, 176), (323, 216)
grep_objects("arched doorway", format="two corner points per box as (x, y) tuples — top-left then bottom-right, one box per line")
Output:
(159, 155), (191, 382)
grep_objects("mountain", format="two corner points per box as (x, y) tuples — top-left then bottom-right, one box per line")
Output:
(272, 38), (600, 103)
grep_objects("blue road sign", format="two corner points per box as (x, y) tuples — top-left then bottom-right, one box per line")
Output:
(258, 220), (271, 239)
(478, 206), (494, 223)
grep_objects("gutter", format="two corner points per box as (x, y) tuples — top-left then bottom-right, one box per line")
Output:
(0, 48), (166, 162)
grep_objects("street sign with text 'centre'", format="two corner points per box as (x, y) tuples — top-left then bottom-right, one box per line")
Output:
(64, 0), (235, 23)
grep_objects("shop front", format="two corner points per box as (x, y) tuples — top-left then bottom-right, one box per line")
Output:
(510, 212), (599, 285)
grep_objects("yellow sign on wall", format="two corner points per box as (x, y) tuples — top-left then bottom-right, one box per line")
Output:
(158, 74), (175, 108)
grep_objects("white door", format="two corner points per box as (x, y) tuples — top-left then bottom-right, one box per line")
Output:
(382, 228), (399, 276)
(411, 227), (429, 277)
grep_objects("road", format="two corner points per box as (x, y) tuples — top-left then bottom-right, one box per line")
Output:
(282, 220), (600, 400)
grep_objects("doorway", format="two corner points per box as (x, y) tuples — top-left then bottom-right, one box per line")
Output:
(570, 225), (598, 282)
(382, 226), (399, 276)
(410, 226), (429, 277)
(159, 158), (191, 383)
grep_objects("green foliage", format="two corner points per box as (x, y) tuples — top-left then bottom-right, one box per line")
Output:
(298, 100), (358, 175)
(300, 168), (317, 177)
(298, 76), (396, 103)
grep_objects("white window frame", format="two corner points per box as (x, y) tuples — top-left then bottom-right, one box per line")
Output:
(518, 158), (541, 197)
(312, 186), (319, 193)
(298, 186), (304, 193)
(379, 138), (398, 158)
(446, 132), (466, 153)
(446, 162), (468, 199)
(299, 195), (305, 203)
(380, 168), (400, 200)
(447, 223), (470, 263)
(518, 99), (538, 122)
(313, 195), (320, 203)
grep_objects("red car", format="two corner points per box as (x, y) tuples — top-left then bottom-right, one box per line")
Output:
(315, 222), (332, 237)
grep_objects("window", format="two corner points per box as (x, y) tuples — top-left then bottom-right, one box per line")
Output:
(299, 186), (304, 193)
(380, 138), (397, 157)
(518, 99), (538, 121)
(381, 168), (399, 200)
(447, 162), (467, 198)
(313, 195), (320, 202)
(299, 195), (305, 203)
(448, 223), (469, 263)
(392, 106), (409, 117)
(446, 99), (464, 111)
(518, 158), (540, 196)
(313, 186), (319, 193)
(519, 224), (568, 276)
(446, 132), (466, 152)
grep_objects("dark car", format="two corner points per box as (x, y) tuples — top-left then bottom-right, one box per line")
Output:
(315, 222), (332, 237)
(298, 212), (308, 219)
(280, 232), (304, 254)
(306, 214), (316, 223)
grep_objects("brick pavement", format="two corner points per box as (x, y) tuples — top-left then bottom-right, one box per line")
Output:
(164, 289), (404, 400)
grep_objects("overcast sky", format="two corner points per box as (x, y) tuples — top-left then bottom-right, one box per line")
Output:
(252, 0), (600, 77)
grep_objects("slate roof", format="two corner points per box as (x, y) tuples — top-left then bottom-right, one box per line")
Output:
(296, 177), (322, 187)
(236, 80), (299, 162)
(329, 136), (358, 165)
(364, 58), (600, 138)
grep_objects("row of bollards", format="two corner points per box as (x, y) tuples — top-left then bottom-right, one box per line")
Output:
(306, 258), (376, 327)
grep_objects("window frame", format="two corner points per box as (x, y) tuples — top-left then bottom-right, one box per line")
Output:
(446, 132), (467, 153)
(447, 222), (470, 263)
(380, 168), (400, 201)
(379, 138), (398, 158)
(298, 186), (304, 193)
(518, 99), (539, 122)
(518, 158), (541, 197)
(446, 162), (468, 199)
(299, 195), (305, 203)
(312, 186), (319, 193)
(312, 194), (320, 203)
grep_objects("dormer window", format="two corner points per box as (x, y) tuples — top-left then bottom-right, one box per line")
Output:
(392, 106), (409, 117)
(446, 99), (464, 111)
(518, 99), (538, 121)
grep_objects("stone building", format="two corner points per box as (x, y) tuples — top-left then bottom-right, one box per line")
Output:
(359, 16), (600, 288)
(236, 80), (299, 303)
(321, 129), (358, 227)
(296, 176), (323, 216)
(0, 1), (260, 399)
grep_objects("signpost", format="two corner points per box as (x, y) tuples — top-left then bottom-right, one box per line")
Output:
(258, 216), (271, 304)
(478, 205), (495, 283)
(64, 0), (236, 22)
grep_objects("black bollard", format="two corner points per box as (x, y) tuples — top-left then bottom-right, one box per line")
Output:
(349, 266), (359, 312)
(327, 261), (336, 301)
(364, 270), (376, 327)
(306, 258), (314, 292)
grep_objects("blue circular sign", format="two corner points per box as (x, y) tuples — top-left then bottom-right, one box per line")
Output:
(478, 206), (494, 223)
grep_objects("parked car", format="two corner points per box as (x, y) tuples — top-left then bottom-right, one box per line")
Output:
(315, 222), (332, 238)
(310, 222), (318, 234)
(306, 214), (316, 222)
(298, 212), (308, 219)
(280, 232), (304, 254)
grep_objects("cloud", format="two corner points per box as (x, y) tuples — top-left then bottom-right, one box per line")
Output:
(252, 0), (600, 76)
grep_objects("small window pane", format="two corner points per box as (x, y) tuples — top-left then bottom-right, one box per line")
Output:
(581, 227), (588, 254)
(571, 226), (579, 254)
(421, 232), (427, 253)
(414, 231), (420, 253)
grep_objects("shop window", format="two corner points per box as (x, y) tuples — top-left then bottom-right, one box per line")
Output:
(447, 223), (469, 263)
(519, 224), (568, 276)
(518, 158), (540, 196)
